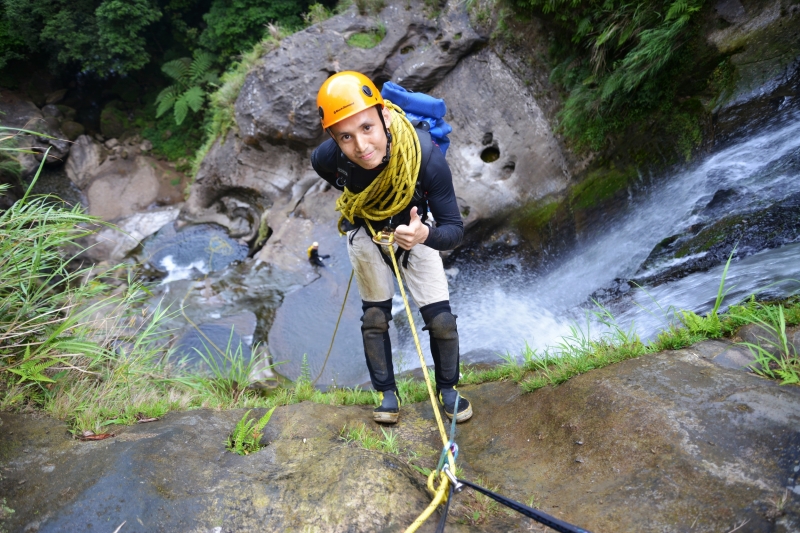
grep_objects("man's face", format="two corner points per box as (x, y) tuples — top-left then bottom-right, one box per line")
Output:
(329, 106), (392, 170)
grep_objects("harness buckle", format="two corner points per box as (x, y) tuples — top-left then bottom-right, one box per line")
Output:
(372, 227), (395, 246)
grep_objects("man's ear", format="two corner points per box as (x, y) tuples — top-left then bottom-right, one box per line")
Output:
(382, 106), (392, 128)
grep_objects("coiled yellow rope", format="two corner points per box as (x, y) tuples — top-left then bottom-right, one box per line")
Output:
(335, 101), (421, 234)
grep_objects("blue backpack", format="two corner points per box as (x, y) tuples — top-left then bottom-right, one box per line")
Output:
(380, 81), (452, 156)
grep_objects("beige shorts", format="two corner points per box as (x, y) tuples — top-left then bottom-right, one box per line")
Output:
(347, 227), (449, 308)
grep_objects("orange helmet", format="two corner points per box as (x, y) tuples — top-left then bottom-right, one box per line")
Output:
(317, 71), (383, 129)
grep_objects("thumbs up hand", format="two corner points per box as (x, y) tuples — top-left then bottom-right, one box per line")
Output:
(394, 206), (429, 250)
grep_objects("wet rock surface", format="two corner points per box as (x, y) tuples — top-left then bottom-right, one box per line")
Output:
(2, 341), (798, 532)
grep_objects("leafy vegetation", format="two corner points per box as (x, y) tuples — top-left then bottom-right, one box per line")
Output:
(198, 0), (314, 57)
(510, 0), (715, 155)
(740, 305), (799, 385)
(155, 52), (219, 125)
(0, 0), (334, 76)
(3, 0), (163, 76)
(346, 24), (386, 49)
(226, 407), (276, 455)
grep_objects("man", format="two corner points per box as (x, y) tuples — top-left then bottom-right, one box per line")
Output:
(307, 242), (330, 266)
(310, 71), (472, 424)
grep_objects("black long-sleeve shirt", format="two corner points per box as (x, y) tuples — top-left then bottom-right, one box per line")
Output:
(310, 135), (463, 251)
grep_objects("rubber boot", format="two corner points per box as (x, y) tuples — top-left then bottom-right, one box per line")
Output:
(438, 386), (473, 423)
(373, 389), (400, 424)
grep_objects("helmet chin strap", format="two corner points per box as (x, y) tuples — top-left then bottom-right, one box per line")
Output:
(377, 106), (392, 164)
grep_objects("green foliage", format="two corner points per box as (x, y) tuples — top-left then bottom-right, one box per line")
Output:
(199, 0), (313, 57)
(353, 0), (385, 15)
(191, 28), (287, 175)
(302, 3), (333, 25)
(346, 25), (386, 48)
(156, 52), (219, 125)
(739, 305), (799, 385)
(515, 0), (710, 152)
(0, 17), (26, 70)
(4, 0), (162, 76)
(226, 407), (276, 455)
(340, 422), (399, 453)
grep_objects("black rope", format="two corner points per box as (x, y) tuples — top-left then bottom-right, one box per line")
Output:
(455, 478), (594, 533)
(434, 483), (454, 533)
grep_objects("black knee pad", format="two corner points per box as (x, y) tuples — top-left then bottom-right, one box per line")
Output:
(424, 311), (458, 340)
(361, 306), (391, 332)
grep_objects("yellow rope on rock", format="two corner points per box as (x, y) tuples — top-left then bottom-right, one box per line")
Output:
(335, 101), (421, 234)
(377, 236), (454, 533)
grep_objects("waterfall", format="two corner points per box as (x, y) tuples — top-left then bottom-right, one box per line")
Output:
(402, 109), (800, 361)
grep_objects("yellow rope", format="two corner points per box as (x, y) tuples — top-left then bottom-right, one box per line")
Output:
(376, 236), (454, 533)
(335, 101), (421, 233)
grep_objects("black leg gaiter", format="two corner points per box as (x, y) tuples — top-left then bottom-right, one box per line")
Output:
(421, 301), (460, 389)
(361, 299), (395, 391)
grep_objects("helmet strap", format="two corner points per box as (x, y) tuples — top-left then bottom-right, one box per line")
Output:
(377, 106), (392, 164)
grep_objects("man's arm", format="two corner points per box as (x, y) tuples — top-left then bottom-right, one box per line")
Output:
(395, 147), (463, 251)
(420, 148), (463, 250)
(310, 138), (344, 191)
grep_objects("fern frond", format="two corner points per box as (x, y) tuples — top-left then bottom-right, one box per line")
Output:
(155, 86), (178, 118)
(161, 58), (192, 84)
(173, 98), (189, 125)
(189, 52), (216, 83)
(182, 86), (206, 113)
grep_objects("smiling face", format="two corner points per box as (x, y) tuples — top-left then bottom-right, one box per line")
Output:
(328, 105), (392, 170)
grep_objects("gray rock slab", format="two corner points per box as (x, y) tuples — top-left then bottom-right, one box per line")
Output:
(267, 227), (374, 388)
(235, 0), (484, 148)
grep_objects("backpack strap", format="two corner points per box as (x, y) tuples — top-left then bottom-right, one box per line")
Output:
(411, 125), (434, 222)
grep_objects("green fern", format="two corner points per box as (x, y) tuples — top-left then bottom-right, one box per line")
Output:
(155, 52), (219, 126)
(7, 345), (60, 384)
(226, 407), (276, 456)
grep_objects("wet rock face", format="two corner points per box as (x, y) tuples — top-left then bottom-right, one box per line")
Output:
(635, 191), (800, 286)
(235, 1), (484, 148)
(1, 343), (798, 532)
(82, 206), (183, 263)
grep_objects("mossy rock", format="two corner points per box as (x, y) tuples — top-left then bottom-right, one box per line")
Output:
(568, 163), (638, 211)
(100, 103), (129, 139)
(60, 120), (85, 141)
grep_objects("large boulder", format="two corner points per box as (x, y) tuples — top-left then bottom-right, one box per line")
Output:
(236, 0), (484, 148)
(186, 0), (571, 273)
(82, 206), (182, 263)
(66, 135), (186, 222)
(0, 89), (71, 177)
(431, 48), (569, 227)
